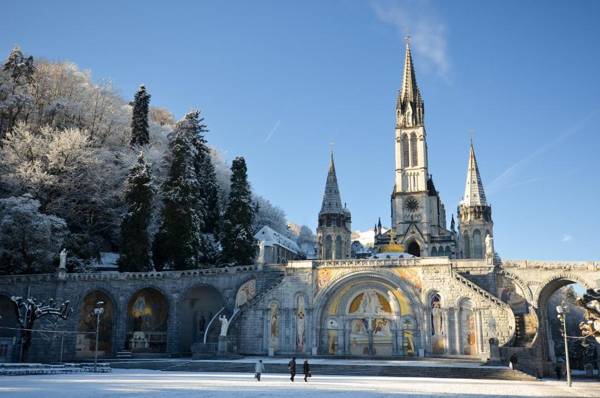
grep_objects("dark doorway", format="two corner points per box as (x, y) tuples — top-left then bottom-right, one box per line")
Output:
(407, 241), (420, 257)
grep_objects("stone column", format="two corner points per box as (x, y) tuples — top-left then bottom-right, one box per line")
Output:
(443, 308), (450, 354)
(455, 307), (462, 355)
(166, 292), (180, 355)
(115, 294), (129, 352)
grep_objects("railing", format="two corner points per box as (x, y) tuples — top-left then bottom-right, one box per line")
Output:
(0, 264), (262, 283)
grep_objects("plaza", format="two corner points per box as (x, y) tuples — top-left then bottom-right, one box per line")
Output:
(1, 369), (599, 398)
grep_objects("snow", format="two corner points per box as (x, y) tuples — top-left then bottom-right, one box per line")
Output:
(1, 369), (598, 398)
(254, 225), (301, 254)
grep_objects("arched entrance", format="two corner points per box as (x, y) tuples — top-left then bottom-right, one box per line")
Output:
(76, 290), (114, 358)
(317, 273), (420, 357)
(127, 288), (168, 353)
(536, 277), (589, 368)
(178, 285), (224, 354)
(407, 241), (420, 257)
(0, 294), (18, 362)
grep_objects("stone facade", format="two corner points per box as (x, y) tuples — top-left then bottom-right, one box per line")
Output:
(1, 258), (599, 377)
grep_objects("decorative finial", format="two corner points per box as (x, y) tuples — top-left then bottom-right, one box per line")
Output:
(405, 35), (411, 45)
(469, 129), (475, 145)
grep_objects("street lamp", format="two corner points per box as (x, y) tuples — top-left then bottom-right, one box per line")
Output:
(556, 302), (572, 387)
(93, 301), (105, 372)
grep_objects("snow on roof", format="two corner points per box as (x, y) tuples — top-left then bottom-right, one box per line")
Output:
(255, 225), (300, 254)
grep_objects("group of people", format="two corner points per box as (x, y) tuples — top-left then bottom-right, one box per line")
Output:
(254, 357), (311, 382)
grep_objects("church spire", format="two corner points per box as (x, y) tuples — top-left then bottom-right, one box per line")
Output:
(396, 38), (424, 127)
(320, 152), (344, 215)
(400, 38), (420, 104)
(462, 142), (487, 206)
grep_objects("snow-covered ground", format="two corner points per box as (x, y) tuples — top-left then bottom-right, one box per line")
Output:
(1, 369), (599, 398)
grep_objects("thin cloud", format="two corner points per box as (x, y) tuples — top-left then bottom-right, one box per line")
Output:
(264, 120), (281, 143)
(371, 0), (449, 79)
(561, 234), (573, 243)
(487, 109), (599, 195)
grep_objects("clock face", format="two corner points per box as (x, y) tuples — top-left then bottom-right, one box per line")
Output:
(404, 197), (419, 212)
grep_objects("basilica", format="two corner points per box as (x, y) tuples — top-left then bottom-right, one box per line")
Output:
(0, 43), (598, 377)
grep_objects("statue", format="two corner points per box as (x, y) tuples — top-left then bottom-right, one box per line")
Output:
(218, 314), (230, 337)
(296, 296), (306, 351)
(485, 233), (494, 259)
(59, 249), (67, 269)
(576, 288), (600, 345)
(431, 299), (443, 336)
(269, 302), (279, 351)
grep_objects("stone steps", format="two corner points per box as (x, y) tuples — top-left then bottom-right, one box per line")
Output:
(110, 360), (536, 381)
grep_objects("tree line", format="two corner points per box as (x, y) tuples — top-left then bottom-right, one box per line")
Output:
(0, 47), (305, 274)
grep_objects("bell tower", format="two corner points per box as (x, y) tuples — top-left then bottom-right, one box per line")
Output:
(389, 39), (455, 257)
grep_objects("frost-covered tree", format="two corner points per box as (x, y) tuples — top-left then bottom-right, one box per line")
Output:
(189, 111), (221, 264)
(153, 113), (204, 270)
(119, 152), (153, 272)
(253, 196), (290, 237)
(130, 85), (150, 147)
(0, 195), (68, 275)
(0, 46), (35, 139)
(221, 157), (257, 265)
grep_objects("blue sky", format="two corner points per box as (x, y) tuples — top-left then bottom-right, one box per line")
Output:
(2, 0), (599, 260)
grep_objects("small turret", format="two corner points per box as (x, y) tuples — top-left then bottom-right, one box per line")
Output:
(317, 152), (352, 260)
(457, 142), (493, 259)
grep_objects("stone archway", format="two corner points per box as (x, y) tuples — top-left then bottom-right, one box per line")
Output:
(178, 284), (224, 355)
(534, 275), (592, 363)
(76, 290), (115, 358)
(127, 287), (169, 353)
(314, 271), (422, 357)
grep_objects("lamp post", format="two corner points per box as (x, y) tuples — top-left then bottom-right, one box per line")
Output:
(556, 302), (572, 387)
(93, 301), (105, 372)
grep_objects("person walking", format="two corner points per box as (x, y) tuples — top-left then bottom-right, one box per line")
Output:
(255, 359), (264, 381)
(303, 359), (311, 382)
(288, 357), (296, 382)
(555, 362), (562, 380)
(509, 353), (518, 372)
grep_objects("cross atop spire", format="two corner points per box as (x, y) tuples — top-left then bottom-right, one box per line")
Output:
(462, 142), (487, 207)
(396, 40), (424, 127)
(320, 152), (344, 215)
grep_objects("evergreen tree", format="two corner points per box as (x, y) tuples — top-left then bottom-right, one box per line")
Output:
(118, 152), (153, 272)
(190, 113), (221, 264)
(130, 85), (150, 147)
(221, 157), (257, 265)
(152, 112), (204, 270)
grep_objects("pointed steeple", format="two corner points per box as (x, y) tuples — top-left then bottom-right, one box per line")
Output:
(400, 39), (420, 104)
(396, 38), (424, 127)
(462, 142), (487, 206)
(320, 152), (344, 215)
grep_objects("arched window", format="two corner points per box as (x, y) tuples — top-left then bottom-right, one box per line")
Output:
(407, 241), (420, 257)
(445, 246), (452, 257)
(431, 247), (438, 257)
(410, 134), (418, 166)
(335, 235), (342, 259)
(401, 135), (409, 167)
(473, 230), (483, 258)
(463, 233), (471, 259)
(324, 235), (333, 259)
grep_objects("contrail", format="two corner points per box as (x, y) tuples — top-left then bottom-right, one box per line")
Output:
(264, 120), (281, 143)
(487, 109), (599, 195)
